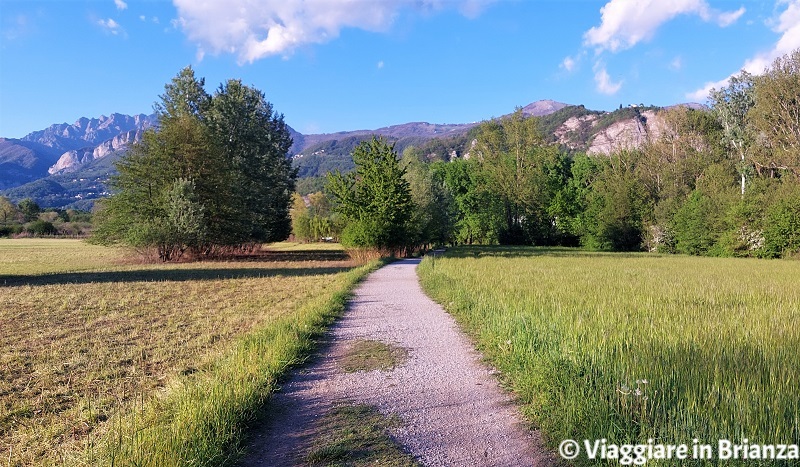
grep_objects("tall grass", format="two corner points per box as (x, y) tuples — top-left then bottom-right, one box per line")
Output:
(418, 247), (800, 465)
(0, 239), (381, 466)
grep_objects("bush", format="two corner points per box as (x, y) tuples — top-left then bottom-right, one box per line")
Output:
(340, 219), (385, 250)
(672, 191), (716, 255)
(0, 224), (23, 237)
(761, 189), (800, 258)
(25, 220), (57, 236)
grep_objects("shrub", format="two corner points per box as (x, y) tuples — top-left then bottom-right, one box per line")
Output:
(761, 190), (800, 258)
(25, 220), (57, 236)
(672, 191), (716, 255)
(0, 224), (23, 237)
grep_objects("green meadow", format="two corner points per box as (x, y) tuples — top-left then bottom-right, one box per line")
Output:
(0, 239), (378, 466)
(418, 247), (800, 465)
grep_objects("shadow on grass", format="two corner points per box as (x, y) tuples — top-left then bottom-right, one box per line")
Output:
(234, 250), (350, 262)
(0, 266), (355, 287)
(440, 245), (653, 260)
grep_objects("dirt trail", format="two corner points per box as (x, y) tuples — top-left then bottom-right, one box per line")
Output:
(240, 257), (556, 466)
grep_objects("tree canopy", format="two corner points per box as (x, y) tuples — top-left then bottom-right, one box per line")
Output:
(92, 67), (295, 260)
(326, 137), (414, 255)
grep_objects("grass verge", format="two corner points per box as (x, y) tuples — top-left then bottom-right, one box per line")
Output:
(305, 404), (417, 466)
(339, 340), (408, 373)
(418, 246), (800, 465)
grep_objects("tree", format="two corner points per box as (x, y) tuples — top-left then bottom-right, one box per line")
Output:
(471, 109), (562, 244)
(402, 147), (456, 248)
(25, 220), (57, 236)
(92, 67), (295, 259)
(582, 150), (652, 251)
(761, 183), (800, 258)
(326, 137), (414, 254)
(672, 191), (717, 255)
(709, 71), (755, 195)
(93, 67), (216, 259)
(206, 79), (295, 245)
(291, 192), (340, 242)
(0, 197), (17, 224)
(549, 153), (600, 245)
(749, 49), (800, 179)
(18, 198), (40, 222)
(632, 107), (731, 251)
(431, 159), (503, 245)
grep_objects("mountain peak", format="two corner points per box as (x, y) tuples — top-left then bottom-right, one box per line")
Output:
(520, 100), (570, 117)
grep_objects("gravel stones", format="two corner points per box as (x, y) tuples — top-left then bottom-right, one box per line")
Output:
(241, 258), (556, 466)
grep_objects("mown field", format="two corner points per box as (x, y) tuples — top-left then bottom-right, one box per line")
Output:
(0, 239), (377, 466)
(418, 247), (800, 465)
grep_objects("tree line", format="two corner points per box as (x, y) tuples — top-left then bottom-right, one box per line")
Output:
(0, 196), (92, 237)
(295, 49), (800, 259)
(92, 50), (800, 260)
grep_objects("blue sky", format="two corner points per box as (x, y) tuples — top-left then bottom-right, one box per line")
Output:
(1, 0), (798, 139)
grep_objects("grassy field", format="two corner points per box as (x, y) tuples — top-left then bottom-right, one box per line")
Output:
(418, 247), (800, 465)
(0, 239), (378, 466)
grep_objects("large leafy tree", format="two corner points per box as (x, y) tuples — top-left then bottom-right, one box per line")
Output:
(206, 79), (296, 245)
(17, 198), (40, 223)
(709, 71), (755, 195)
(430, 158), (503, 245)
(749, 49), (800, 179)
(0, 196), (19, 224)
(402, 147), (456, 248)
(92, 67), (295, 259)
(471, 109), (562, 244)
(291, 191), (340, 242)
(582, 150), (653, 251)
(326, 137), (414, 254)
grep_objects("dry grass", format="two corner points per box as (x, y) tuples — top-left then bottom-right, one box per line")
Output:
(305, 404), (417, 466)
(0, 238), (125, 276)
(0, 239), (371, 465)
(339, 340), (408, 373)
(265, 241), (345, 251)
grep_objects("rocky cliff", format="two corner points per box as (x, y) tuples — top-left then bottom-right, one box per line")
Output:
(48, 128), (145, 175)
(22, 113), (155, 153)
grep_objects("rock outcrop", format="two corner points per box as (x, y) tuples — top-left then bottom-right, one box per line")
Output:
(48, 128), (144, 175)
(22, 113), (155, 153)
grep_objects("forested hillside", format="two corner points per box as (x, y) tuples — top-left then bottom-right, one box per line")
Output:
(296, 50), (800, 259)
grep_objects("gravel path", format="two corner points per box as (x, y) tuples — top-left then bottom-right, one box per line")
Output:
(241, 257), (556, 466)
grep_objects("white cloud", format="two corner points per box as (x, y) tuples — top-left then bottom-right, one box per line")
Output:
(97, 18), (122, 35)
(686, 77), (728, 101)
(377, 60), (385, 69)
(669, 56), (682, 71)
(561, 56), (576, 72)
(114, 0), (128, 11)
(139, 15), (146, 21)
(718, 7), (746, 27)
(594, 62), (622, 95)
(688, 0), (800, 100)
(171, 0), (495, 63)
(584, 0), (745, 53)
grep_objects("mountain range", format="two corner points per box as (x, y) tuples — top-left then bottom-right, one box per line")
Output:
(0, 100), (701, 209)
